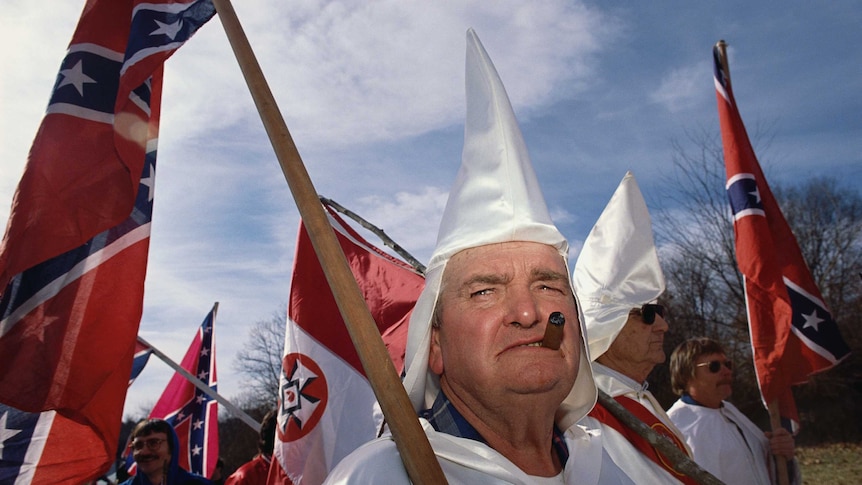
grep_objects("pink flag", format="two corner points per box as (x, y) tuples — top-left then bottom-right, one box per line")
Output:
(268, 205), (424, 484)
(143, 305), (220, 478)
(713, 44), (850, 425)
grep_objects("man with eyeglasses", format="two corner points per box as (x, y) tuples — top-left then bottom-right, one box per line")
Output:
(121, 418), (212, 485)
(574, 172), (695, 483)
(667, 337), (799, 485)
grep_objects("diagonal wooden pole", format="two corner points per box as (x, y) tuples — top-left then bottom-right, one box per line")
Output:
(597, 391), (723, 485)
(209, 1), (447, 482)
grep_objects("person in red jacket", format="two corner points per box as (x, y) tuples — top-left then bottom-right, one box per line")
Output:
(226, 409), (277, 485)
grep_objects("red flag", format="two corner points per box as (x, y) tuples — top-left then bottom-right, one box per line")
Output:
(0, 0), (214, 290)
(268, 205), (425, 484)
(0, 342), (153, 482)
(141, 305), (220, 478)
(0, 1), (213, 481)
(713, 44), (851, 425)
(0, 63), (159, 485)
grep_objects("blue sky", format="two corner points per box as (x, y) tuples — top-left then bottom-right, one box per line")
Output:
(1, 1), (860, 420)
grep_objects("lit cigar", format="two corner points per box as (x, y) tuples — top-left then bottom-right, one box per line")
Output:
(542, 311), (565, 350)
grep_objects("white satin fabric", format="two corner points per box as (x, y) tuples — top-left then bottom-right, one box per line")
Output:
(667, 399), (774, 485)
(401, 28), (596, 430)
(592, 362), (690, 452)
(325, 418), (677, 485)
(573, 172), (666, 360)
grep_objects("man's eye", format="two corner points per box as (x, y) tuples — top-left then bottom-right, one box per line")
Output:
(471, 288), (493, 297)
(539, 284), (563, 293)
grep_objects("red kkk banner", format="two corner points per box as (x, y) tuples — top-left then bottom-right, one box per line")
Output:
(268, 204), (424, 484)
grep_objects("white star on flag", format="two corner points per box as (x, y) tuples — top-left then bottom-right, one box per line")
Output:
(150, 19), (183, 40)
(749, 186), (761, 204)
(139, 163), (156, 202)
(57, 60), (96, 96)
(802, 310), (824, 331)
(0, 411), (23, 459)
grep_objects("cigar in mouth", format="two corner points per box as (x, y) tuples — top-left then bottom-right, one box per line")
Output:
(542, 311), (565, 350)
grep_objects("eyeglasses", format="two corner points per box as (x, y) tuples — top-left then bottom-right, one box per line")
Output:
(631, 304), (664, 325)
(696, 360), (733, 373)
(131, 438), (166, 451)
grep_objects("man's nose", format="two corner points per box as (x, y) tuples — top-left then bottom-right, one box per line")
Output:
(506, 286), (540, 328)
(653, 314), (669, 332)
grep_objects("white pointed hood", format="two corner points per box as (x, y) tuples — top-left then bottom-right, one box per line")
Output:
(402, 29), (596, 429)
(573, 171), (665, 360)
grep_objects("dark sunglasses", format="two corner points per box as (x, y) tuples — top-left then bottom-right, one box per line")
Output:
(696, 360), (733, 373)
(631, 304), (664, 325)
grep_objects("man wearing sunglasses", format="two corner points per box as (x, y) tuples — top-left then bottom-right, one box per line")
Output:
(574, 172), (694, 483)
(667, 337), (799, 485)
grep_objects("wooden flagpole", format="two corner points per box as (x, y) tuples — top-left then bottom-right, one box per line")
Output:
(768, 400), (791, 485)
(597, 391), (723, 485)
(209, 1), (447, 482)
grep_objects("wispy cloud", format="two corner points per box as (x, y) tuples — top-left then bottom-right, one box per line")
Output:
(649, 61), (710, 113)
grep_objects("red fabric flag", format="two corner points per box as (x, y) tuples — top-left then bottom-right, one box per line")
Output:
(0, 1), (213, 481)
(268, 205), (425, 484)
(0, 341), (153, 482)
(713, 44), (851, 425)
(142, 305), (220, 478)
(0, 66), (159, 485)
(0, 0), (214, 290)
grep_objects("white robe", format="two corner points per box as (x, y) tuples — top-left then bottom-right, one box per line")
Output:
(667, 399), (772, 485)
(324, 418), (678, 485)
(592, 363), (690, 453)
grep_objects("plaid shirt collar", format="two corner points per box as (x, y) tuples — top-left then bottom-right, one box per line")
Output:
(420, 390), (570, 464)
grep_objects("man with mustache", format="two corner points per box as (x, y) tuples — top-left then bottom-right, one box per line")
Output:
(121, 419), (212, 485)
(667, 337), (798, 485)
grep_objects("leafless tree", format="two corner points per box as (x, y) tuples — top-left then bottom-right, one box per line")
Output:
(649, 127), (862, 443)
(232, 309), (286, 409)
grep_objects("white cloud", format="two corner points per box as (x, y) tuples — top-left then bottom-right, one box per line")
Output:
(159, 0), (614, 149)
(650, 61), (710, 113)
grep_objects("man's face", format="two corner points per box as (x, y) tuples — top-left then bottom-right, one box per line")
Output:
(132, 431), (170, 476)
(600, 308), (668, 380)
(686, 352), (733, 408)
(429, 241), (580, 409)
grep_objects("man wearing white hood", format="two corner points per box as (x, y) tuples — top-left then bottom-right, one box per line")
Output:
(324, 30), (674, 484)
(573, 172), (695, 484)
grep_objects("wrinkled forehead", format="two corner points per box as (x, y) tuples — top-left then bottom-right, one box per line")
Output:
(443, 241), (568, 286)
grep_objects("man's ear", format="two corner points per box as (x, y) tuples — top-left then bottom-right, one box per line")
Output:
(429, 326), (444, 375)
